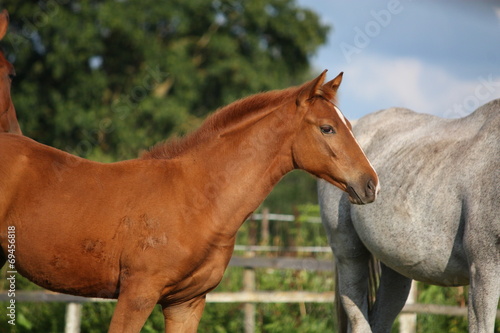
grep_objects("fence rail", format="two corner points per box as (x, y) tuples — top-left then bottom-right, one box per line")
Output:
(0, 290), (336, 304)
(3, 290), (499, 318)
(228, 256), (334, 271)
(233, 245), (332, 253)
(1, 288), (499, 317)
(249, 212), (322, 224)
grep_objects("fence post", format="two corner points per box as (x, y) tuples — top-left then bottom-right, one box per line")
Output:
(243, 266), (256, 333)
(65, 302), (82, 333)
(260, 207), (270, 246)
(399, 280), (417, 333)
(243, 210), (266, 333)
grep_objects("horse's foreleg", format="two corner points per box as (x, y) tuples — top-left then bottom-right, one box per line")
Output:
(107, 279), (161, 333)
(463, 204), (500, 333)
(369, 264), (411, 333)
(161, 295), (206, 332)
(336, 255), (372, 333)
(467, 261), (500, 333)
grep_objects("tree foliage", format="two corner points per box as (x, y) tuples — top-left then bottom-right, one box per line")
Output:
(3, 0), (329, 159)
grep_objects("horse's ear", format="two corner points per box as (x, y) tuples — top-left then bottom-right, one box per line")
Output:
(323, 72), (343, 93)
(296, 69), (328, 106)
(0, 10), (9, 41)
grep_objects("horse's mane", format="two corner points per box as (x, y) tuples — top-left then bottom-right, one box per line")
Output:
(142, 85), (305, 160)
(0, 54), (15, 77)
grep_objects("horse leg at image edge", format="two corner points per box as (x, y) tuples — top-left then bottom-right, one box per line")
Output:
(463, 203), (500, 333)
(369, 264), (412, 333)
(162, 296), (206, 332)
(466, 258), (500, 332)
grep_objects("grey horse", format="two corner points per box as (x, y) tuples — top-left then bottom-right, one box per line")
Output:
(318, 99), (500, 332)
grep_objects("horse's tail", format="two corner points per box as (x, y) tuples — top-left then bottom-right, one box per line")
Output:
(334, 267), (348, 333)
(368, 253), (381, 310)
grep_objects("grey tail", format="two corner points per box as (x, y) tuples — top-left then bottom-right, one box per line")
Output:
(335, 254), (380, 332)
(368, 253), (381, 310)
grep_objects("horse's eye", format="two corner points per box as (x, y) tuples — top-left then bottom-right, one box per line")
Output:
(320, 125), (335, 135)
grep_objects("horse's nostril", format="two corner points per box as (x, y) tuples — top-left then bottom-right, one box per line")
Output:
(367, 179), (375, 194)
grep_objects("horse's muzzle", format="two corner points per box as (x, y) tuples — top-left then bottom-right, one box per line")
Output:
(347, 178), (378, 205)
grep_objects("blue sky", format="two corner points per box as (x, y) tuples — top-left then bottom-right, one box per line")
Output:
(297, 0), (500, 119)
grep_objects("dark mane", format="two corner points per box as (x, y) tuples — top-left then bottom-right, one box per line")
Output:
(142, 85), (303, 160)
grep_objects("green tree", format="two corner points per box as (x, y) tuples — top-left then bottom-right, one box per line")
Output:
(3, 0), (328, 160)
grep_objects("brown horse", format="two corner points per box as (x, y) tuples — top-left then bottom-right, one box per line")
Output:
(0, 10), (21, 135)
(0, 70), (378, 332)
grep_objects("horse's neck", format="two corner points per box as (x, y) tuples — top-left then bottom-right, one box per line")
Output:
(181, 105), (296, 238)
(0, 103), (21, 134)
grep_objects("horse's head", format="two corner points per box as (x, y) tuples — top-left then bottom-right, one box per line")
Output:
(0, 9), (21, 135)
(292, 70), (379, 204)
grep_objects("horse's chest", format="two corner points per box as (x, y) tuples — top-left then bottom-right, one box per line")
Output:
(161, 244), (234, 303)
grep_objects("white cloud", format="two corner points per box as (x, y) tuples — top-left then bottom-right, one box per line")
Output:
(340, 54), (500, 118)
(495, 7), (500, 23)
